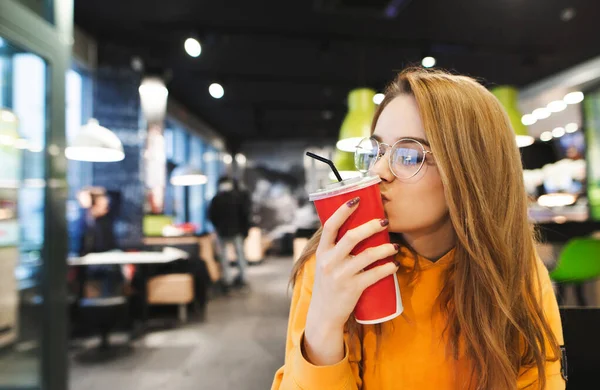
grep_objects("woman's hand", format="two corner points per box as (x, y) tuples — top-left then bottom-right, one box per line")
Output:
(303, 197), (399, 365)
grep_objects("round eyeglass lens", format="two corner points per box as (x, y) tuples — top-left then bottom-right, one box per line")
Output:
(354, 137), (379, 173)
(389, 139), (426, 178)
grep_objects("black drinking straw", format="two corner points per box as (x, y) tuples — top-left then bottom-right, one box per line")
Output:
(306, 152), (343, 182)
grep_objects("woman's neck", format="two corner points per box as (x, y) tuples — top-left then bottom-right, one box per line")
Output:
(401, 215), (456, 261)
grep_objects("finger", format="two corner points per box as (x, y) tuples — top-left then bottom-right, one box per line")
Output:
(334, 218), (389, 258)
(320, 196), (361, 249)
(343, 243), (399, 276)
(356, 261), (399, 291)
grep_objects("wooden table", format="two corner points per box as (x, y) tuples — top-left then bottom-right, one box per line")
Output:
(68, 248), (190, 332)
(68, 248), (189, 266)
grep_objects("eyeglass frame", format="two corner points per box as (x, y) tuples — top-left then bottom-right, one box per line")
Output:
(355, 136), (433, 179)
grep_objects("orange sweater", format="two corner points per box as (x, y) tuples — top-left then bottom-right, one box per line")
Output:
(272, 249), (565, 390)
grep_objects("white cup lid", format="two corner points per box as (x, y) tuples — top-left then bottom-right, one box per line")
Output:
(309, 175), (381, 201)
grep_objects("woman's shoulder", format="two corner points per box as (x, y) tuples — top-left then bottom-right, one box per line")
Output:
(533, 255), (555, 297)
(294, 253), (318, 291)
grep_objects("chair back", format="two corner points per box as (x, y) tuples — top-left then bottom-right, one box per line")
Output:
(550, 239), (600, 283)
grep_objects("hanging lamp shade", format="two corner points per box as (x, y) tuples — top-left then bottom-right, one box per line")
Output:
(170, 165), (208, 186)
(65, 118), (125, 162)
(329, 149), (362, 181)
(139, 77), (169, 125)
(491, 86), (534, 148)
(336, 88), (376, 152)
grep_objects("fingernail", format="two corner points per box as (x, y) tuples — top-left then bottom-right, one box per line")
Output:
(380, 218), (389, 227)
(392, 259), (400, 268)
(346, 197), (360, 208)
(393, 243), (400, 251)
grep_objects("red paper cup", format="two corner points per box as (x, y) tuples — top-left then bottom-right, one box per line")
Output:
(309, 175), (403, 324)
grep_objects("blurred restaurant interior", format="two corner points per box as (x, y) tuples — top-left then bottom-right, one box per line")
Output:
(1, 0), (600, 389)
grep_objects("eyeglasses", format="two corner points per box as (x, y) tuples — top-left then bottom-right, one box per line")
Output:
(354, 137), (433, 179)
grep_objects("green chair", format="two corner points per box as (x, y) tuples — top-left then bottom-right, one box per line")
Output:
(550, 238), (600, 306)
(550, 239), (600, 283)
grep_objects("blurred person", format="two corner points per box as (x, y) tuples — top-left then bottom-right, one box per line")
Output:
(79, 190), (122, 298)
(273, 69), (565, 389)
(209, 176), (251, 291)
(80, 191), (117, 255)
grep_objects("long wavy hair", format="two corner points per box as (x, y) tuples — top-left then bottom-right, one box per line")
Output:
(291, 68), (560, 389)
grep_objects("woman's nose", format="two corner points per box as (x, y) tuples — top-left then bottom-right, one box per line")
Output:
(369, 152), (395, 182)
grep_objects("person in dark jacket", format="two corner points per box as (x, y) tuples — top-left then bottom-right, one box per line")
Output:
(80, 192), (117, 255)
(208, 176), (251, 289)
(79, 191), (122, 297)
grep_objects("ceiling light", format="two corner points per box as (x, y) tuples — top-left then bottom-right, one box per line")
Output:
(521, 114), (537, 126)
(131, 56), (144, 72)
(421, 56), (436, 68)
(373, 93), (385, 105)
(538, 193), (577, 208)
(547, 100), (567, 113)
(560, 7), (576, 22)
(552, 127), (565, 138)
(532, 108), (551, 120)
(564, 91), (584, 105)
(209, 83), (224, 99)
(139, 77), (169, 124)
(184, 38), (202, 58)
(565, 123), (579, 133)
(138, 81), (168, 99)
(540, 131), (553, 142)
(170, 165), (207, 186)
(65, 118), (125, 162)
(235, 153), (247, 165)
(223, 154), (233, 164)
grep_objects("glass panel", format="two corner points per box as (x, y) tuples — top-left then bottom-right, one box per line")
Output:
(65, 68), (93, 255)
(189, 137), (205, 233)
(13, 0), (54, 25)
(0, 36), (48, 389)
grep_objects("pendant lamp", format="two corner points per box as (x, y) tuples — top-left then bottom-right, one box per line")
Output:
(329, 149), (362, 181)
(65, 118), (125, 162)
(336, 88), (377, 152)
(170, 165), (208, 186)
(491, 86), (534, 148)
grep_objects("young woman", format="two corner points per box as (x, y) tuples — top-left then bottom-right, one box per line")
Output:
(272, 68), (565, 390)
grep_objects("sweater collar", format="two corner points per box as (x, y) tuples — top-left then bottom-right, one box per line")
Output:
(395, 246), (456, 272)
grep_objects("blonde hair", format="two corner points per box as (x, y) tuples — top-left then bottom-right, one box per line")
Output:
(291, 68), (560, 389)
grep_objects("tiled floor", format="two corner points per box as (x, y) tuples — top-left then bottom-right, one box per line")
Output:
(69, 257), (293, 390)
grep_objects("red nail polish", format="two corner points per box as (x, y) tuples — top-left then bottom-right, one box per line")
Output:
(392, 259), (400, 267)
(346, 197), (360, 208)
(393, 243), (400, 251)
(380, 218), (389, 227)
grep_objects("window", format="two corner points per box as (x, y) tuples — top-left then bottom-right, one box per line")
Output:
(65, 67), (93, 255)
(163, 118), (224, 234)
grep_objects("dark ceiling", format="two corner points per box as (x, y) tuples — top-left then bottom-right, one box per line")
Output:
(74, 0), (600, 149)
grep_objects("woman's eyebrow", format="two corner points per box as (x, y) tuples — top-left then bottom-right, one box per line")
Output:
(403, 137), (430, 147)
(372, 134), (431, 147)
